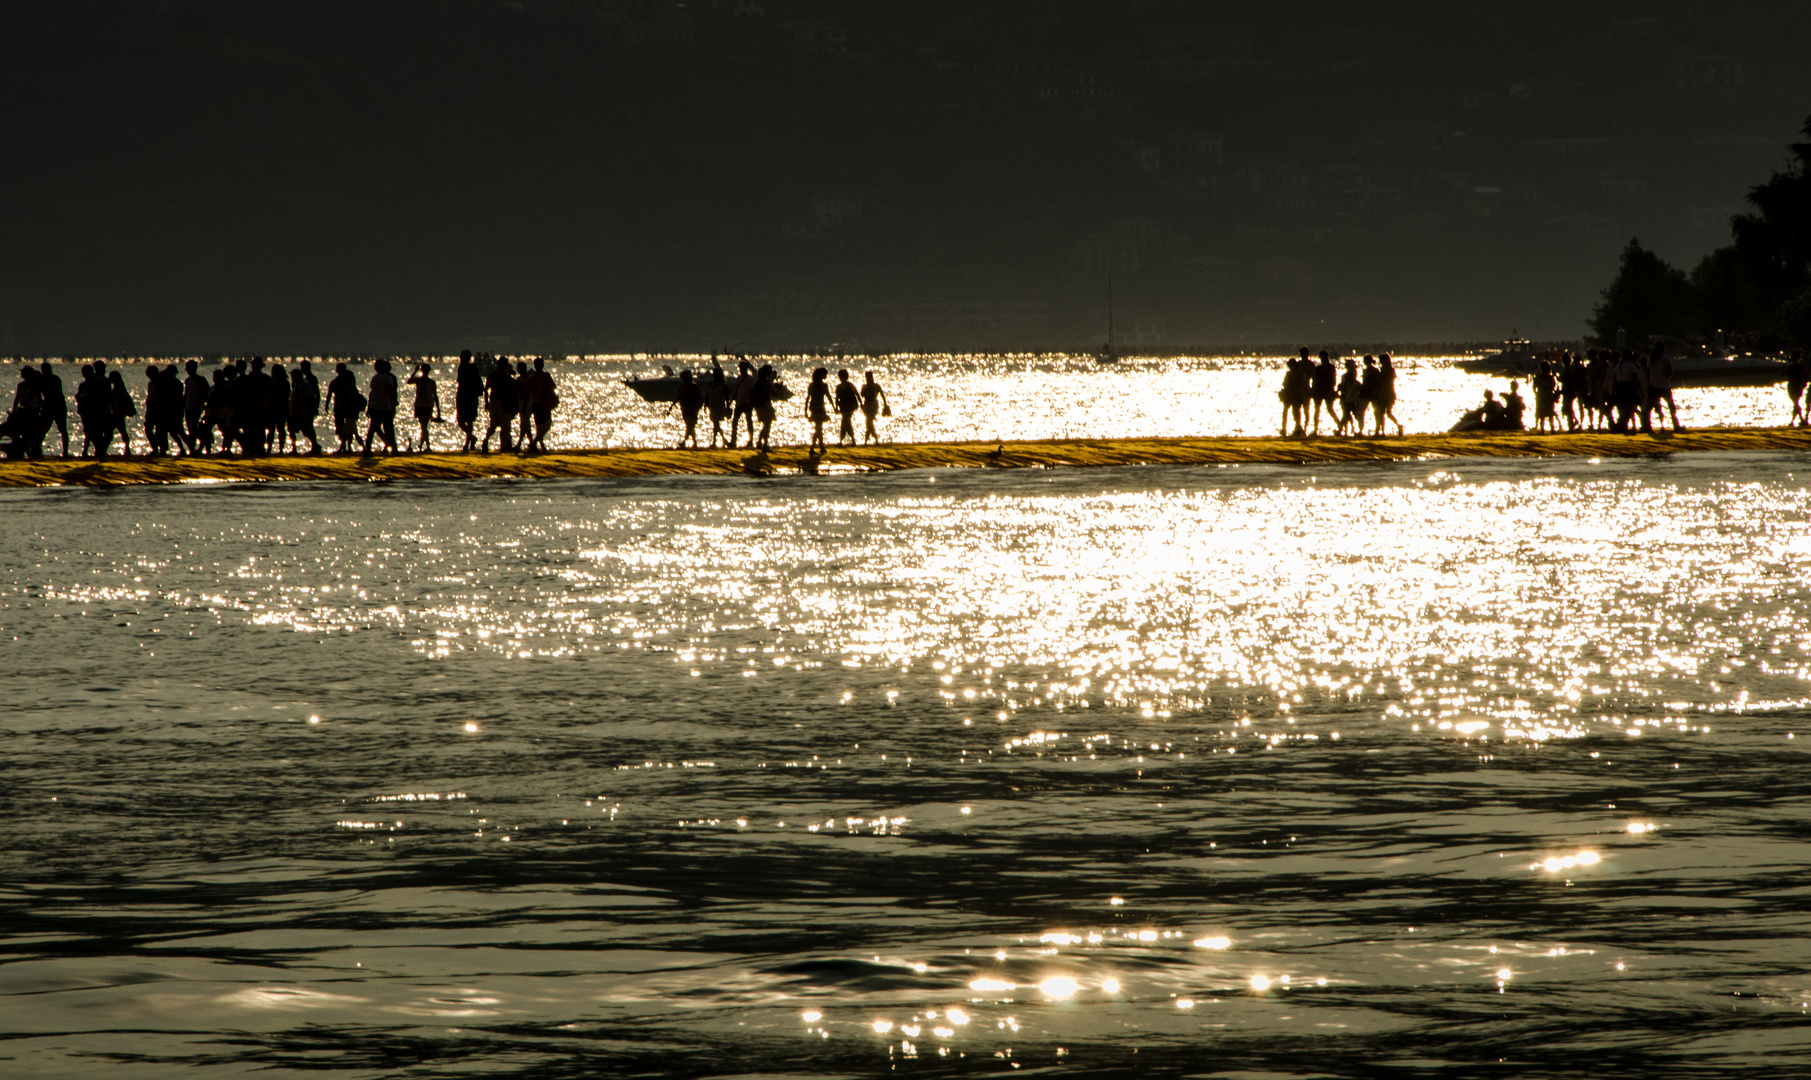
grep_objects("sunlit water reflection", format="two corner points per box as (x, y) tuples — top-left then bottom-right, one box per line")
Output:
(33, 353), (1804, 452)
(3, 452), (1811, 1077)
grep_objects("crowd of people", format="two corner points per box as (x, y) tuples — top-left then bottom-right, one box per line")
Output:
(0, 351), (564, 460)
(669, 358), (889, 452)
(7, 347), (1811, 460)
(1277, 350), (1404, 437)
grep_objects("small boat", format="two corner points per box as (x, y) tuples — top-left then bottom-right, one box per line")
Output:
(1454, 338), (1541, 376)
(1669, 355), (1790, 387)
(1095, 271), (1119, 363)
(622, 373), (793, 403)
(1455, 340), (1789, 387)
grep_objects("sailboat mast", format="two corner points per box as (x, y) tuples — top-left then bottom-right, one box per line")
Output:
(1107, 271), (1115, 350)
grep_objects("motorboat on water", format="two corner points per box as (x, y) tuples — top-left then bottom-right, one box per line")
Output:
(622, 371), (793, 403)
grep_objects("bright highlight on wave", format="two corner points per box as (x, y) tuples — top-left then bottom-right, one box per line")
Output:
(1249, 975), (1271, 991)
(1534, 850), (1600, 873)
(1193, 935), (1231, 950)
(968, 978), (1015, 992)
(1038, 976), (1079, 999)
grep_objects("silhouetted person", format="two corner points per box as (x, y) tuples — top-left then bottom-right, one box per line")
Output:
(1311, 351), (1338, 434)
(751, 364), (777, 450)
(362, 358), (399, 453)
(75, 363), (112, 457)
(1585, 349), (1612, 431)
(37, 361), (68, 456)
(1788, 350), (1808, 427)
(1559, 353), (1584, 431)
(455, 352), (481, 451)
(236, 358), (271, 455)
(860, 371), (888, 444)
(1501, 380), (1526, 430)
(825, 368), (856, 446)
(325, 362), (363, 452)
(1279, 350), (1309, 436)
(201, 367), (232, 452)
(289, 360), (321, 454)
(408, 363), (442, 451)
(481, 357), (518, 452)
(1646, 344), (1679, 432)
(268, 364), (292, 453)
(1609, 350), (1646, 434)
(706, 361), (730, 447)
(514, 361), (534, 447)
(804, 367), (831, 451)
(1336, 358), (1364, 434)
(525, 358), (557, 451)
(1374, 354), (1402, 435)
(728, 358), (755, 448)
(1532, 360), (1558, 433)
(676, 369), (703, 448)
(180, 361), (209, 453)
(4, 364), (47, 458)
(108, 369), (136, 455)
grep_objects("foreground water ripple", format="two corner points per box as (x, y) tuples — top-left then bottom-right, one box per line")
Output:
(2, 451), (1810, 1077)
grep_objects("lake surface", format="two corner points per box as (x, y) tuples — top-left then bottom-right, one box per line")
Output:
(3, 450), (1810, 1077)
(33, 353), (1801, 453)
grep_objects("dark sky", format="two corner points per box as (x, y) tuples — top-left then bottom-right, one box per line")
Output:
(4, 0), (1809, 354)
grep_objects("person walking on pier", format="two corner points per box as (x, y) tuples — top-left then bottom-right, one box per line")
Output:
(182, 361), (209, 453)
(408, 363), (443, 451)
(676, 368), (703, 449)
(1608, 351), (1647, 434)
(481, 357), (518, 453)
(728, 359), (755, 449)
(1371, 354), (1403, 436)
(107, 368), (136, 456)
(524, 358), (557, 452)
(1646, 344), (1679, 432)
(325, 363), (363, 453)
(751, 364), (778, 451)
(860, 371), (888, 444)
(1311, 352), (1338, 434)
(289, 360), (321, 454)
(1532, 359), (1558, 433)
(37, 362), (68, 456)
(75, 364), (111, 457)
(705, 361), (730, 447)
(835, 369), (859, 445)
(1279, 350), (1309, 437)
(804, 368), (831, 452)
(1784, 350), (1806, 427)
(362, 359), (399, 454)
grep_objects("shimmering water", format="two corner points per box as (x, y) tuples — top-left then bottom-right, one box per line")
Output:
(35, 354), (1800, 452)
(4, 452), (1811, 1077)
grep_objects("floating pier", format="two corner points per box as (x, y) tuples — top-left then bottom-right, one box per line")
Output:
(3, 428), (1809, 487)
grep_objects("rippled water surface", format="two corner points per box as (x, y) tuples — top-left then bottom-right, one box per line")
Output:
(34, 353), (1804, 452)
(4, 452), (1811, 1077)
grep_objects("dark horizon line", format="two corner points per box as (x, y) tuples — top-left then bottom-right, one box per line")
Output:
(7, 339), (1584, 362)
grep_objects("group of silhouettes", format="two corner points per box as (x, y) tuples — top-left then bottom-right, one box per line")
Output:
(0, 351), (560, 459)
(1277, 350), (1404, 437)
(669, 358), (888, 452)
(1523, 346), (1680, 434)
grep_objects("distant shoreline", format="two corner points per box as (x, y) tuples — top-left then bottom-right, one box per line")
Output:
(3, 428), (1808, 488)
